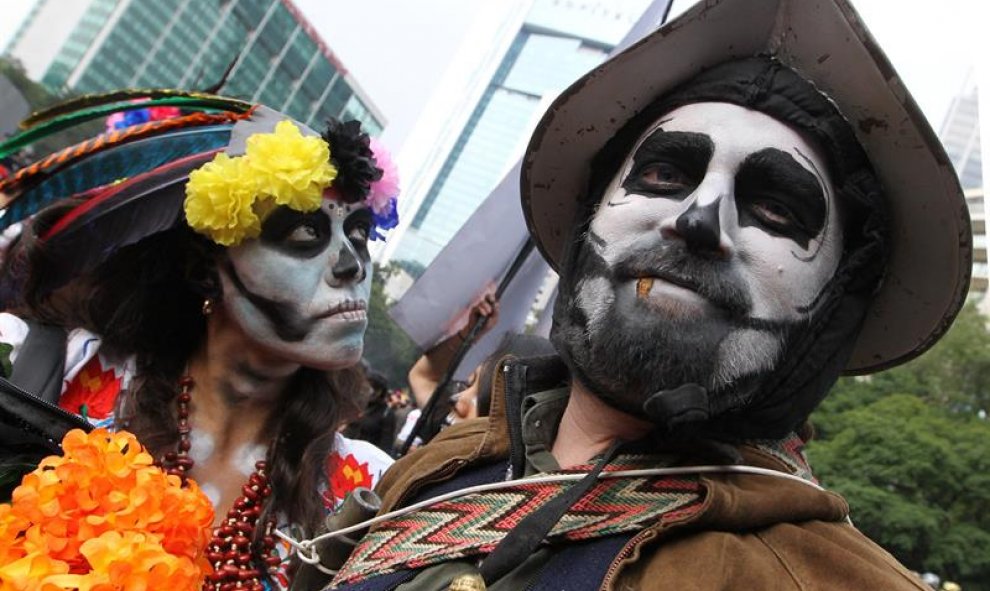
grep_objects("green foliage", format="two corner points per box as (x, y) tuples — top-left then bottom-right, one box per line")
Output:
(362, 262), (421, 388)
(809, 303), (990, 588)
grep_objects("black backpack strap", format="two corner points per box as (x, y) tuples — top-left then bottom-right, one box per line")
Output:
(8, 320), (67, 404)
(0, 320), (89, 457)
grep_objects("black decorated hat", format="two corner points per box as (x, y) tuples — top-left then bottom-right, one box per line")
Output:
(521, 0), (969, 374)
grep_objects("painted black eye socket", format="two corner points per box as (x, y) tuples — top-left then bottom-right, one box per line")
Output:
(621, 130), (712, 199)
(285, 222), (324, 244)
(343, 208), (373, 253)
(748, 198), (800, 230)
(640, 162), (692, 190)
(734, 148), (828, 249)
(260, 207), (332, 257)
(624, 160), (698, 198)
(347, 219), (371, 244)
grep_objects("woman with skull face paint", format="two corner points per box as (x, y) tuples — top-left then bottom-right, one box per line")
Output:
(0, 93), (400, 589)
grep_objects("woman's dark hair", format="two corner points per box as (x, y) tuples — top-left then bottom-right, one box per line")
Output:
(474, 333), (556, 416)
(17, 217), (358, 539)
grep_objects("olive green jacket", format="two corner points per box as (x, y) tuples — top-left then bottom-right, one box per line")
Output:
(367, 357), (927, 591)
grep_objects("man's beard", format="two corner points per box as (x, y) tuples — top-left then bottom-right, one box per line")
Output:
(551, 237), (799, 424)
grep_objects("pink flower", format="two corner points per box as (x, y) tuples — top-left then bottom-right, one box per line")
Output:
(367, 138), (400, 215)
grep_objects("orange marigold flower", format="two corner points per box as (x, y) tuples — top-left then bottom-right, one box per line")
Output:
(0, 551), (69, 591)
(0, 429), (213, 589)
(0, 505), (28, 564)
(79, 530), (203, 590)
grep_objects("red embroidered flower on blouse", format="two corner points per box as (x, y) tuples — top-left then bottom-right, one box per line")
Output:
(59, 356), (121, 420)
(326, 452), (374, 505)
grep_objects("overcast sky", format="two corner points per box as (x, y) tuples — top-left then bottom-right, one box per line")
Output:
(1, 0), (983, 154)
(302, 0), (983, 152)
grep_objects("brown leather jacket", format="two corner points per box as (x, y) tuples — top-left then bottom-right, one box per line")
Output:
(370, 357), (928, 590)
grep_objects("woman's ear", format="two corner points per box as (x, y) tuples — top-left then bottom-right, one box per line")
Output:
(186, 239), (225, 304)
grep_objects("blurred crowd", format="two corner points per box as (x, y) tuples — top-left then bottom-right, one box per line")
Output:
(340, 293), (554, 457)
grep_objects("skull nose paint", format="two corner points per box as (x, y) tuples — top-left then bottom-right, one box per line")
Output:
(331, 240), (364, 282)
(674, 199), (723, 256)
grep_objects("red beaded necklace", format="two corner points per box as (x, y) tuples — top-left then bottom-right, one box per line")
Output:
(158, 375), (282, 591)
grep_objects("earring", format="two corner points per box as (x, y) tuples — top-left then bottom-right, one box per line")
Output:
(202, 298), (214, 316)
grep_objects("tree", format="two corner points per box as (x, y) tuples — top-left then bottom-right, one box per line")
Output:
(808, 302), (990, 589)
(362, 262), (421, 388)
(809, 395), (990, 587)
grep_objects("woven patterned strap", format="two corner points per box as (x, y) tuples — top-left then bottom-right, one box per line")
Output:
(332, 454), (703, 585)
(332, 434), (812, 586)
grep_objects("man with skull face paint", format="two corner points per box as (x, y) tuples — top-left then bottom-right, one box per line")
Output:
(0, 95), (400, 589)
(326, 0), (968, 590)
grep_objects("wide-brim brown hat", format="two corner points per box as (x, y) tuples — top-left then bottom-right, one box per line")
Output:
(521, 0), (970, 374)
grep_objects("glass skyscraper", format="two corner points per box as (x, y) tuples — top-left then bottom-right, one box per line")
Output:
(4, 0), (383, 134)
(384, 0), (647, 271)
(940, 76), (982, 191)
(937, 73), (986, 299)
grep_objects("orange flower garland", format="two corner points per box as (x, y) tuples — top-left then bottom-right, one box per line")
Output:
(0, 429), (214, 591)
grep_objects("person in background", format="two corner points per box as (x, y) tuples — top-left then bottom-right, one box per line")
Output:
(398, 294), (556, 450)
(397, 294), (498, 449)
(342, 367), (410, 452)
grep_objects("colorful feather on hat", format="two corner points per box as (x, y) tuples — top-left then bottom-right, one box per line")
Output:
(0, 95), (252, 159)
(0, 111), (243, 191)
(34, 150), (221, 296)
(1, 126), (233, 232)
(19, 89), (252, 131)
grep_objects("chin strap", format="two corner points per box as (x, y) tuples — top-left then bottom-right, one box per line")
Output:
(642, 383), (711, 432)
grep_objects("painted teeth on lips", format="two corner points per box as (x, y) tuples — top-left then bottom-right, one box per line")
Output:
(322, 299), (368, 319)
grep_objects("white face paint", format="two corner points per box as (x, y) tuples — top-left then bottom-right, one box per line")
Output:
(217, 193), (373, 370)
(576, 101), (842, 393)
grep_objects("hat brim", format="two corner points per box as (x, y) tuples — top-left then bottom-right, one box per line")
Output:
(521, 0), (969, 374)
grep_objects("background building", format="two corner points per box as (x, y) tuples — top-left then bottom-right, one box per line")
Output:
(965, 187), (986, 295)
(938, 72), (986, 301)
(2, 0), (383, 134)
(941, 72), (982, 192)
(378, 0), (650, 272)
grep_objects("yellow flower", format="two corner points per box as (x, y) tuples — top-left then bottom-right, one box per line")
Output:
(184, 153), (262, 246)
(245, 120), (336, 211)
(182, 119), (336, 246)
